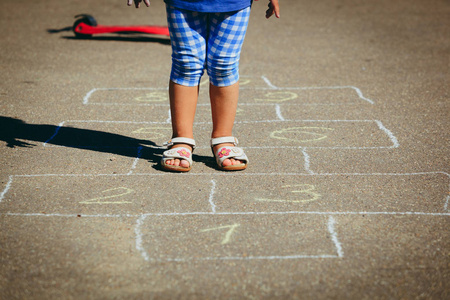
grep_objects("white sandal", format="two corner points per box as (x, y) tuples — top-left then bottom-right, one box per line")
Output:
(161, 137), (196, 172)
(211, 136), (249, 171)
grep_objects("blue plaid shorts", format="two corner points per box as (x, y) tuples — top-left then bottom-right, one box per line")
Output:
(166, 5), (251, 87)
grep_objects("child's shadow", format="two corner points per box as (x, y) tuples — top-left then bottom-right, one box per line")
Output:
(0, 116), (210, 171)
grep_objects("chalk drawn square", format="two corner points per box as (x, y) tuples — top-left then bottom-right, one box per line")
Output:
(137, 214), (339, 262)
(210, 174), (449, 214)
(189, 120), (397, 149)
(228, 120), (397, 149)
(0, 175), (214, 215)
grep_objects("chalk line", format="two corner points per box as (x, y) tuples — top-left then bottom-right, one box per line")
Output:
(261, 76), (278, 89)
(9, 171), (449, 179)
(157, 254), (339, 262)
(43, 121), (65, 146)
(328, 216), (344, 257)
(10, 171), (449, 178)
(208, 179), (217, 213)
(5, 212), (127, 218)
(67, 120), (168, 124)
(375, 120), (399, 148)
(240, 86), (375, 105)
(127, 146), (143, 175)
(350, 86), (374, 104)
(0, 176), (13, 203)
(302, 148), (314, 175)
(54, 118), (387, 125)
(135, 213), (341, 262)
(5, 211), (449, 218)
(51, 119), (397, 150)
(146, 211), (450, 217)
(166, 109), (171, 124)
(83, 88), (98, 105)
(275, 104), (285, 121)
(135, 215), (150, 261)
(4, 172), (447, 215)
(83, 81), (374, 106)
(85, 102), (355, 107)
(238, 119), (372, 124)
(83, 87), (167, 105)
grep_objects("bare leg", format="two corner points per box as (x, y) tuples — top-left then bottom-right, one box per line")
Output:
(210, 81), (242, 167)
(165, 80), (199, 168)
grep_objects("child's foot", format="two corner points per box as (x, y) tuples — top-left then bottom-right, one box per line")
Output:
(164, 144), (192, 168)
(161, 138), (196, 172)
(212, 143), (242, 167)
(211, 137), (249, 171)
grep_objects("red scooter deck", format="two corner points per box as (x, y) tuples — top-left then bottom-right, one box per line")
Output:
(73, 14), (169, 38)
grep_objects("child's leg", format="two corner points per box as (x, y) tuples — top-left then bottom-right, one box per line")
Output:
(210, 82), (241, 166)
(165, 81), (198, 168)
(207, 7), (251, 167)
(165, 6), (208, 167)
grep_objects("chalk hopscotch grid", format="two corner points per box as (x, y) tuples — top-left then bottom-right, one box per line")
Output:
(2, 171), (448, 262)
(0, 174), (354, 262)
(42, 80), (396, 173)
(0, 172), (450, 262)
(2, 76), (448, 262)
(43, 76), (391, 181)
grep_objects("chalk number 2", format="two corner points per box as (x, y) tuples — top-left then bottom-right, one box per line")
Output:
(80, 187), (133, 204)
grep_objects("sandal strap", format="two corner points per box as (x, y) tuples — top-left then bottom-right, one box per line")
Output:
(162, 147), (193, 165)
(214, 146), (249, 166)
(210, 136), (238, 147)
(164, 137), (196, 149)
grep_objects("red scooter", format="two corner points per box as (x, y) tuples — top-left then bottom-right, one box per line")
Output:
(73, 14), (169, 38)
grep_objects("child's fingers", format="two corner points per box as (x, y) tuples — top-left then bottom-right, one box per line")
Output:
(272, 0), (280, 18)
(265, 0), (280, 19)
(128, 0), (150, 8)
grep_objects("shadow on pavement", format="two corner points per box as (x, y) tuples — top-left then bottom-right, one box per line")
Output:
(0, 116), (210, 170)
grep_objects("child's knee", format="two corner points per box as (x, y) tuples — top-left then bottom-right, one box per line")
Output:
(170, 57), (205, 86)
(207, 57), (240, 87)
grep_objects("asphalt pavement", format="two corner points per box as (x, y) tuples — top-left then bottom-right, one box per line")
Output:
(0, 0), (449, 299)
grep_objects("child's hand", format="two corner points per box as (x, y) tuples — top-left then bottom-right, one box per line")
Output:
(255, 0), (280, 19)
(127, 0), (150, 8)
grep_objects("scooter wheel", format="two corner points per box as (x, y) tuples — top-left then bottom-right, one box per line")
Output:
(73, 14), (97, 38)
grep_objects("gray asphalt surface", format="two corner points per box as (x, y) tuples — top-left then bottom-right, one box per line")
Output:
(1, 0), (449, 299)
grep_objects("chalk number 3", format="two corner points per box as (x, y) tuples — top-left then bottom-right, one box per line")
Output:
(255, 184), (320, 203)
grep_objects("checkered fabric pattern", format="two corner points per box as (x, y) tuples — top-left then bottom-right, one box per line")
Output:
(166, 5), (251, 87)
